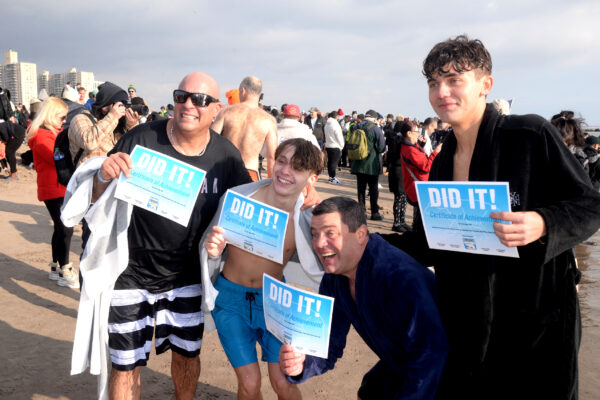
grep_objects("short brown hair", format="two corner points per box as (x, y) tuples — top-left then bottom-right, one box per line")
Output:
(423, 35), (492, 80)
(275, 138), (323, 175)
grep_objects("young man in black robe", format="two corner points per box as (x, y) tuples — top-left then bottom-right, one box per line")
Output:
(384, 35), (600, 400)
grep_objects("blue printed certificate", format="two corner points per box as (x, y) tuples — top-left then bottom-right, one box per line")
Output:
(263, 274), (334, 358)
(415, 181), (519, 258)
(114, 145), (206, 227)
(218, 191), (289, 264)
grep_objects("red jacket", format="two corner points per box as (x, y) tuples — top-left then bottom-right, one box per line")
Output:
(400, 140), (438, 203)
(28, 127), (66, 201)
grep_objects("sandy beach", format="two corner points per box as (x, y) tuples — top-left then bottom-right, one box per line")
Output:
(1, 145), (598, 399)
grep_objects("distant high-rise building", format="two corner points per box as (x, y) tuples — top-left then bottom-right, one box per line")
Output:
(49, 73), (65, 97)
(0, 50), (37, 108)
(4, 49), (17, 64)
(62, 67), (95, 96)
(2, 49), (101, 107)
(38, 70), (49, 95)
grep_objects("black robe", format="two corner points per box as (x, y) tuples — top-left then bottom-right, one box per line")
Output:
(383, 104), (600, 400)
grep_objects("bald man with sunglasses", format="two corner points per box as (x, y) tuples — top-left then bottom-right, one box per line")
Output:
(211, 76), (278, 181)
(92, 72), (253, 399)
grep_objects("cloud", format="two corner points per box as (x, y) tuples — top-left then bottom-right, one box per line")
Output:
(1, 0), (599, 123)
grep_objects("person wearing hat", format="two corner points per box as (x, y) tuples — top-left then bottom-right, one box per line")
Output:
(127, 84), (137, 100)
(350, 109), (386, 220)
(305, 106), (326, 150)
(84, 89), (97, 111)
(276, 104), (319, 149)
(68, 81), (139, 167)
(61, 84), (85, 129)
(226, 88), (240, 105)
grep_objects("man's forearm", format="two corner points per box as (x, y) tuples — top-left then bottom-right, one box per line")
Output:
(91, 171), (112, 203)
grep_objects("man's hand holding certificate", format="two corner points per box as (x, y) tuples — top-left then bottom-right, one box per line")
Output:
(263, 274), (334, 358)
(217, 190), (289, 264)
(114, 145), (206, 227)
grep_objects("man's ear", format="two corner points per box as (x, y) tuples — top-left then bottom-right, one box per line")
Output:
(481, 75), (494, 97)
(356, 224), (368, 244)
(212, 102), (223, 120)
(307, 173), (318, 186)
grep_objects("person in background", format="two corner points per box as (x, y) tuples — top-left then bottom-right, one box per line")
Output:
(226, 88), (240, 105)
(276, 104), (320, 149)
(211, 76), (278, 181)
(26, 97), (78, 288)
(420, 117), (438, 156)
(0, 120), (25, 180)
(77, 87), (87, 105)
(305, 106), (326, 150)
(84, 89), (97, 111)
(350, 110), (386, 221)
(324, 110), (344, 185)
(550, 110), (591, 173)
(399, 120), (441, 229)
(386, 120), (410, 232)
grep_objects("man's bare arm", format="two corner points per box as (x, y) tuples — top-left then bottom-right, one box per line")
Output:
(264, 120), (278, 178)
(211, 109), (226, 134)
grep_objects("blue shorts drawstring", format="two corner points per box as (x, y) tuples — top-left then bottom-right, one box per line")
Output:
(245, 291), (258, 320)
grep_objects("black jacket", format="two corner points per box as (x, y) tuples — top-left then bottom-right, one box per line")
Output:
(305, 115), (326, 141)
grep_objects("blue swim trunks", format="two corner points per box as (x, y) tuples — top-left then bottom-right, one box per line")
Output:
(212, 274), (283, 368)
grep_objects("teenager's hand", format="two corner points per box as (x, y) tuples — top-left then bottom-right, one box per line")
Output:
(279, 344), (305, 377)
(301, 184), (320, 211)
(490, 211), (547, 247)
(204, 226), (227, 257)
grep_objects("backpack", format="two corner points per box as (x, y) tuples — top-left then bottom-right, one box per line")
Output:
(347, 122), (374, 161)
(54, 112), (95, 186)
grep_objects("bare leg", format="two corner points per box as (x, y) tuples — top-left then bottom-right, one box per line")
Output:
(234, 362), (263, 400)
(171, 352), (200, 400)
(109, 367), (141, 400)
(267, 362), (302, 400)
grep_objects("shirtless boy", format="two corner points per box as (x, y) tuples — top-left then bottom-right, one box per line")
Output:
(211, 76), (278, 181)
(204, 138), (323, 400)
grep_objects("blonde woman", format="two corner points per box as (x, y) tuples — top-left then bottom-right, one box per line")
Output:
(26, 97), (78, 289)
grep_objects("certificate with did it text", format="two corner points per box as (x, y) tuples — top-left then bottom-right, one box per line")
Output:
(114, 145), (206, 227)
(218, 190), (289, 264)
(415, 181), (519, 258)
(263, 274), (334, 358)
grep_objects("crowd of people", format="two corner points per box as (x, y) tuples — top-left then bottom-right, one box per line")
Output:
(1, 34), (600, 400)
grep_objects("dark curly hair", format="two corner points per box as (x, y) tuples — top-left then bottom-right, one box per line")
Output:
(550, 110), (586, 147)
(423, 35), (492, 80)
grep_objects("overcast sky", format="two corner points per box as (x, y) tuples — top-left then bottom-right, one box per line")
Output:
(3, 0), (599, 124)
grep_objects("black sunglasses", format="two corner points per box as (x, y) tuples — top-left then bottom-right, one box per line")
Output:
(173, 90), (219, 107)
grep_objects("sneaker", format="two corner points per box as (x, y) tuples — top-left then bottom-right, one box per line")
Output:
(57, 263), (80, 289)
(49, 261), (59, 281)
(371, 213), (383, 221)
(378, 183), (383, 190)
(329, 177), (341, 185)
(391, 224), (407, 233)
